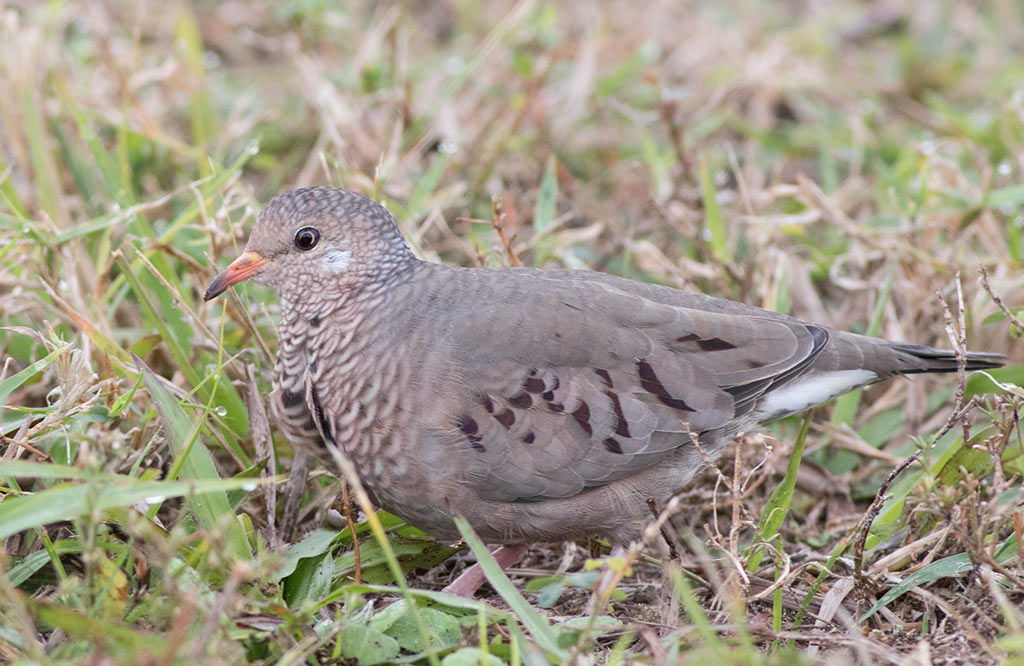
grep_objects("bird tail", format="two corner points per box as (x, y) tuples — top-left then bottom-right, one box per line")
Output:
(888, 342), (1007, 375)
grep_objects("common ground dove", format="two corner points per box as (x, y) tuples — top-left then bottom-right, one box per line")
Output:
(205, 187), (1005, 550)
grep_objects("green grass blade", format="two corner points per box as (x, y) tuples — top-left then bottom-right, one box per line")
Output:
(860, 534), (1018, 622)
(0, 476), (264, 541)
(698, 155), (731, 263)
(748, 411), (812, 571)
(136, 357), (252, 560)
(454, 516), (568, 660)
(117, 247), (249, 444)
(8, 540), (83, 586)
(0, 342), (71, 407)
(532, 155), (559, 265)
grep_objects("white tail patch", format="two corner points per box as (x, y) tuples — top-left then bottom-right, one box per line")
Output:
(754, 369), (877, 422)
(321, 249), (352, 274)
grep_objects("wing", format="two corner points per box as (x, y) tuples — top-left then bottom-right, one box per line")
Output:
(441, 271), (827, 502)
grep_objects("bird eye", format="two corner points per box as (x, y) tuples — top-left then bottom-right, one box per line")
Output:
(293, 226), (321, 251)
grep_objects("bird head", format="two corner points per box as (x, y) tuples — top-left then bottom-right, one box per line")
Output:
(204, 187), (414, 306)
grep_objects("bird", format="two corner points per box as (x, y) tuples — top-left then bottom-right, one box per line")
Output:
(205, 186), (1006, 595)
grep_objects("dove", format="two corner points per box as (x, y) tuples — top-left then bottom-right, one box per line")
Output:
(205, 186), (1005, 594)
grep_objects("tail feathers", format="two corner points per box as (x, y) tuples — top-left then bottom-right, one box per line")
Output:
(890, 342), (1007, 375)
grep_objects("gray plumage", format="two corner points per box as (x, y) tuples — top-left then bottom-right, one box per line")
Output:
(205, 186), (1006, 545)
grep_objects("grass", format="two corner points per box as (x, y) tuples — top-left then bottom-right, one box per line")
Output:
(1, 0), (1023, 663)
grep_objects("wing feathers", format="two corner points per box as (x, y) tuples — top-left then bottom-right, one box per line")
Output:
(448, 276), (827, 503)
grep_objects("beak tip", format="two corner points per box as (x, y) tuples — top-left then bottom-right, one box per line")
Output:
(203, 272), (230, 302)
(203, 252), (266, 303)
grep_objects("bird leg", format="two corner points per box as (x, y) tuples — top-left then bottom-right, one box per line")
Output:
(441, 545), (528, 598)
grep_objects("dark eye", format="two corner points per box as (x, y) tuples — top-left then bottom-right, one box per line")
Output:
(293, 226), (320, 251)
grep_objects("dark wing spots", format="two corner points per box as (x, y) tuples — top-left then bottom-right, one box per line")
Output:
(659, 395), (695, 411)
(676, 333), (700, 343)
(697, 337), (737, 351)
(456, 414), (485, 451)
(572, 402), (593, 436)
(508, 392), (533, 409)
(494, 408), (516, 428)
(309, 315), (321, 327)
(522, 431), (535, 444)
(595, 368), (613, 388)
(636, 360), (695, 412)
(523, 377), (546, 393)
(605, 390), (631, 438)
(457, 414), (479, 435)
(481, 396), (495, 414)
(540, 388), (561, 411)
(281, 389), (305, 408)
(603, 437), (623, 454)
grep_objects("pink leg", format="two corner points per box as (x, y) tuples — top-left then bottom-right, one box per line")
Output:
(441, 545), (528, 598)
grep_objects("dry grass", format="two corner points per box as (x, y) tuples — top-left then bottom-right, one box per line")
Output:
(1, 1), (1023, 664)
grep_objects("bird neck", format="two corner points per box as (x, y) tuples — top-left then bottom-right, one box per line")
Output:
(278, 256), (422, 322)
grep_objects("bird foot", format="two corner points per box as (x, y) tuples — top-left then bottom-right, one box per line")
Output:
(440, 545), (528, 598)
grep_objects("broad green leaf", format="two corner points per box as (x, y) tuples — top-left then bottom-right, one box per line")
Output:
(334, 535), (457, 584)
(338, 624), (401, 665)
(371, 600), (461, 652)
(283, 551), (334, 609)
(276, 528), (343, 581)
(966, 365), (1024, 397)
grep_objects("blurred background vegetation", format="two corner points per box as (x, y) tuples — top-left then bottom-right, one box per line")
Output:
(1, 1), (1023, 664)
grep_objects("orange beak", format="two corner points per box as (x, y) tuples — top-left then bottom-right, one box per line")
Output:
(204, 252), (269, 301)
